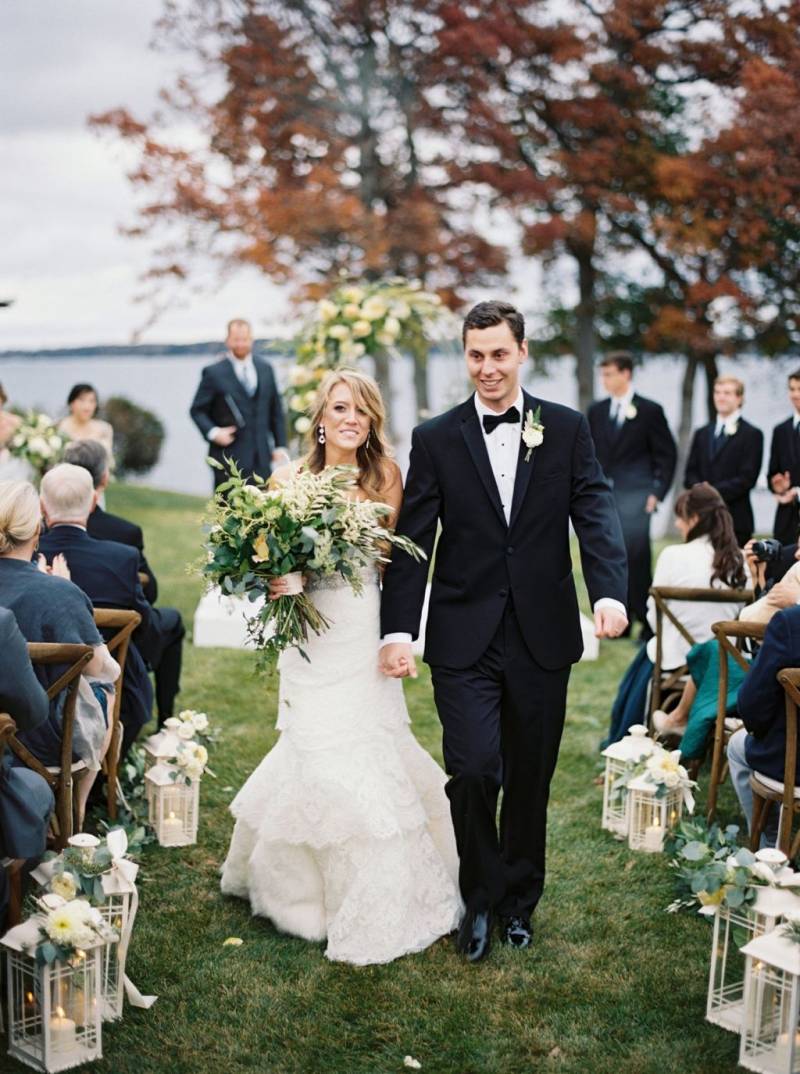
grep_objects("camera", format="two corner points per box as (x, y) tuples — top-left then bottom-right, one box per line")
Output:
(751, 538), (783, 563)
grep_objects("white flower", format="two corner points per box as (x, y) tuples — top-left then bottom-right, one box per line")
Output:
(48, 435), (63, 450)
(724, 420), (738, 436)
(190, 712), (209, 732)
(375, 331), (397, 347)
(522, 408), (545, 461)
(289, 394), (305, 411)
(390, 300), (411, 320)
(361, 296), (387, 320)
(662, 771), (680, 789)
(29, 436), (50, 457)
(342, 303), (362, 319)
(626, 404), (638, 420)
(177, 722), (196, 741)
(327, 324), (350, 342)
(51, 873), (77, 901)
(403, 1058), (422, 1070)
(183, 760), (205, 780)
(317, 299), (338, 322)
(340, 286), (365, 303)
(294, 416), (312, 435)
(524, 428), (544, 448)
(351, 319), (372, 339)
(163, 716), (182, 730)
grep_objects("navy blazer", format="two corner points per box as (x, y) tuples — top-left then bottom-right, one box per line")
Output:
(738, 605), (800, 782)
(684, 417), (764, 540)
(0, 607), (48, 733)
(768, 418), (800, 545)
(381, 391), (628, 670)
(587, 393), (677, 501)
(87, 505), (158, 603)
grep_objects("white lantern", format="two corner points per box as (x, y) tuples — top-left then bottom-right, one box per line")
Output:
(708, 884), (800, 1033)
(740, 927), (800, 1073)
(142, 730), (181, 773)
(145, 763), (199, 847)
(2, 918), (104, 1072)
(626, 774), (683, 852)
(600, 725), (655, 837)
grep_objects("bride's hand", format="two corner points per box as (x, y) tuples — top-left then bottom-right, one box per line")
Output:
(268, 573), (306, 601)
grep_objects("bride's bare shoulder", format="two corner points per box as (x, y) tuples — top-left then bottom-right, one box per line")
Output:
(380, 458), (403, 491)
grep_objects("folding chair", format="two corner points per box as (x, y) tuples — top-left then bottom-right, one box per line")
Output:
(0, 712), (25, 930)
(94, 608), (141, 820)
(750, 668), (800, 856)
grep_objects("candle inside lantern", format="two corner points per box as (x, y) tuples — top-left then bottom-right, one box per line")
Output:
(643, 825), (665, 852)
(49, 1006), (76, 1052)
(161, 810), (183, 841)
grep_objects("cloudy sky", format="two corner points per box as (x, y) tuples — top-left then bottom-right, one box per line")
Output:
(0, 0), (294, 349)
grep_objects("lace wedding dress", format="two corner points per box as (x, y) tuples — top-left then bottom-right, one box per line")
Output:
(220, 570), (462, 965)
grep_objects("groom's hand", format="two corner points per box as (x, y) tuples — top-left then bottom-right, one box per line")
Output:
(594, 607), (628, 638)
(379, 642), (417, 679)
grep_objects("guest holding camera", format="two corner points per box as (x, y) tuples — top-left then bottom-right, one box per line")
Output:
(684, 376), (763, 546)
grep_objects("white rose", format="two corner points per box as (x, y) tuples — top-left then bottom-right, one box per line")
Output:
(327, 324), (350, 341)
(342, 303), (362, 319)
(376, 331), (397, 347)
(29, 436), (50, 457)
(51, 873), (77, 901)
(177, 722), (196, 741)
(523, 428), (544, 449)
(383, 316), (401, 336)
(163, 716), (182, 730)
(626, 404), (638, 420)
(184, 760), (205, 781)
(340, 286), (365, 303)
(351, 319), (372, 339)
(191, 743), (209, 766)
(289, 394), (304, 411)
(295, 416), (312, 435)
(191, 712), (209, 732)
(662, 771), (680, 789)
(49, 435), (62, 450)
(317, 299), (338, 321)
(724, 420), (738, 436)
(390, 300), (411, 319)
(361, 296), (387, 321)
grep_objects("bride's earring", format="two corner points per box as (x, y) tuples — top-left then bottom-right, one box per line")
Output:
(365, 428), (372, 451)
(318, 424), (326, 445)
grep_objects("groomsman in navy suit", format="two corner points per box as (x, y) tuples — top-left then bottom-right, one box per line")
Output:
(190, 319), (288, 490)
(684, 376), (764, 547)
(768, 369), (800, 545)
(587, 352), (677, 637)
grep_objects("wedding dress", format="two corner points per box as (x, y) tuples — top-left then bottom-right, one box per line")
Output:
(220, 570), (462, 965)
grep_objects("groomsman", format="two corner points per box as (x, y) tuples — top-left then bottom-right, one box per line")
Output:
(684, 376), (763, 546)
(768, 369), (800, 545)
(190, 318), (288, 490)
(587, 352), (677, 636)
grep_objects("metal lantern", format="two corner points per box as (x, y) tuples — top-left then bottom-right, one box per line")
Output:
(626, 774), (683, 852)
(708, 885), (800, 1033)
(600, 725), (656, 837)
(740, 928), (800, 1073)
(145, 763), (199, 847)
(2, 919), (104, 1073)
(142, 730), (181, 774)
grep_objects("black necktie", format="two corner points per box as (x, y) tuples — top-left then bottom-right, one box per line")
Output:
(482, 407), (520, 434)
(711, 425), (725, 457)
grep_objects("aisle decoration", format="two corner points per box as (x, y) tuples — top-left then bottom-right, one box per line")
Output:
(143, 708), (218, 773)
(145, 736), (212, 847)
(287, 276), (451, 438)
(740, 916), (800, 1074)
(31, 831), (155, 1022)
(2, 893), (117, 1072)
(600, 724), (655, 837)
(201, 462), (425, 660)
(625, 744), (696, 852)
(8, 412), (67, 478)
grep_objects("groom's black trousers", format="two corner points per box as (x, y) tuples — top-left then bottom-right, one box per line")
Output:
(430, 599), (570, 919)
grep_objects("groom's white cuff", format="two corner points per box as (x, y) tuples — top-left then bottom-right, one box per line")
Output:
(380, 632), (412, 649)
(593, 598), (627, 617)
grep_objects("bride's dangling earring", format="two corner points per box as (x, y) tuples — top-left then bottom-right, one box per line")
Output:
(365, 427), (372, 451)
(318, 424), (326, 445)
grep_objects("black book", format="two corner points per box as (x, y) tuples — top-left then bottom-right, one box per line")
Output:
(224, 393), (246, 429)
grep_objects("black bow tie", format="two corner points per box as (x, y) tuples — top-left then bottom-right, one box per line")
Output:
(482, 406), (520, 434)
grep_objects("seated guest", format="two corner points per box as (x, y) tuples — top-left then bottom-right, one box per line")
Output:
(603, 483), (745, 746)
(58, 383), (114, 463)
(0, 480), (119, 821)
(0, 607), (55, 920)
(727, 604), (800, 848)
(38, 464), (184, 746)
(63, 439), (158, 602)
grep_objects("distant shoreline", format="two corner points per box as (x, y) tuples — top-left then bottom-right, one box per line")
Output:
(0, 340), (293, 360)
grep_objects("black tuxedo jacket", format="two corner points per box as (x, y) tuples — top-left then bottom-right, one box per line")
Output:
(189, 354), (286, 478)
(587, 394), (676, 501)
(87, 505), (158, 603)
(37, 526), (156, 738)
(380, 392), (628, 670)
(684, 417), (763, 540)
(768, 418), (800, 544)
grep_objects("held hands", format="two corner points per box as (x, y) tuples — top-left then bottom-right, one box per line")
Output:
(379, 642), (417, 679)
(213, 426), (237, 447)
(594, 607), (628, 638)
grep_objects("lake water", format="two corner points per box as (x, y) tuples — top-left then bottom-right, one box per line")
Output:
(3, 349), (795, 534)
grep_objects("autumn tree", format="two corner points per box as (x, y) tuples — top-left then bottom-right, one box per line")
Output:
(92, 0), (506, 414)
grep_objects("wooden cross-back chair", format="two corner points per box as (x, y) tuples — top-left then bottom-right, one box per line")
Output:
(750, 668), (800, 857)
(706, 619), (766, 823)
(648, 586), (754, 723)
(94, 608), (140, 820)
(0, 712), (25, 930)
(7, 643), (93, 851)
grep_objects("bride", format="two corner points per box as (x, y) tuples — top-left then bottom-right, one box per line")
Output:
(220, 369), (461, 965)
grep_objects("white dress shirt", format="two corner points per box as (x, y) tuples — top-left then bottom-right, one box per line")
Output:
(714, 407), (742, 437)
(381, 391), (626, 646)
(609, 388), (635, 426)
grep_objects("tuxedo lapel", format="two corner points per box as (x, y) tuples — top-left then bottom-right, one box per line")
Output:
(508, 391), (537, 530)
(460, 405), (507, 528)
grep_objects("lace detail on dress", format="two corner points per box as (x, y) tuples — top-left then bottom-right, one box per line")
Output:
(220, 571), (462, 965)
(304, 565), (377, 594)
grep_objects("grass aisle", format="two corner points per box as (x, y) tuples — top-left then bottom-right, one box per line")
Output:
(5, 485), (745, 1074)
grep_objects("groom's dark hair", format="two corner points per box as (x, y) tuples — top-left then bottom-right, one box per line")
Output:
(462, 301), (525, 347)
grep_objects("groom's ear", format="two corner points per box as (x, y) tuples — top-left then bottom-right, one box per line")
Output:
(519, 338), (528, 362)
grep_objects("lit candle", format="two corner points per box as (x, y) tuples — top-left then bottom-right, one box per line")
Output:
(643, 825), (665, 852)
(49, 1006), (76, 1052)
(161, 810), (183, 844)
(773, 1030), (800, 1065)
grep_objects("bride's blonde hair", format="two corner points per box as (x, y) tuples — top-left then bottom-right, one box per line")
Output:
(304, 369), (393, 501)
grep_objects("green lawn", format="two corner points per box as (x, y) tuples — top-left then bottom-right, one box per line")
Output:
(3, 484), (746, 1074)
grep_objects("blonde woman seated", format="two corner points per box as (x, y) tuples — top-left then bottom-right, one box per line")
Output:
(603, 483), (746, 747)
(0, 480), (119, 824)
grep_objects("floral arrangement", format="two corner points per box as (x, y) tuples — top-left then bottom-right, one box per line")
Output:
(287, 277), (450, 438)
(639, 745), (697, 812)
(161, 708), (218, 747)
(171, 740), (211, 783)
(782, 909), (800, 945)
(201, 461), (425, 660)
(40, 830), (132, 906)
(8, 410), (68, 476)
(30, 895), (117, 966)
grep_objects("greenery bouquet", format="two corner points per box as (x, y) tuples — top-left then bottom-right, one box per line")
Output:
(202, 462), (425, 660)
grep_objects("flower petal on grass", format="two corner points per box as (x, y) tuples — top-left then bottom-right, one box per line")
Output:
(222, 937), (243, 946)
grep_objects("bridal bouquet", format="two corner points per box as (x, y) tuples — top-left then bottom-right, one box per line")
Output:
(202, 462), (425, 660)
(8, 410), (67, 476)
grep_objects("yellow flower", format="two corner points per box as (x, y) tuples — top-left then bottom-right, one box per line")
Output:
(252, 533), (270, 564)
(51, 873), (78, 901)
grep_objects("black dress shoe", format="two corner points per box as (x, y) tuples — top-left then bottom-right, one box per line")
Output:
(499, 915), (532, 949)
(455, 908), (493, 963)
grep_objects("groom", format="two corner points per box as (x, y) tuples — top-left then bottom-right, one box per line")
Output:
(380, 301), (628, 962)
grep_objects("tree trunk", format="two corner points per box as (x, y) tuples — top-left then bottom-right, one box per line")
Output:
(372, 348), (393, 441)
(574, 245), (596, 413)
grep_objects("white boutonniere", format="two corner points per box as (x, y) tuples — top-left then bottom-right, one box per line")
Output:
(724, 419), (739, 437)
(625, 403), (638, 420)
(522, 406), (544, 462)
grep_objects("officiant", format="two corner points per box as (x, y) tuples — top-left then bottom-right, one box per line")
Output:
(190, 318), (288, 490)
